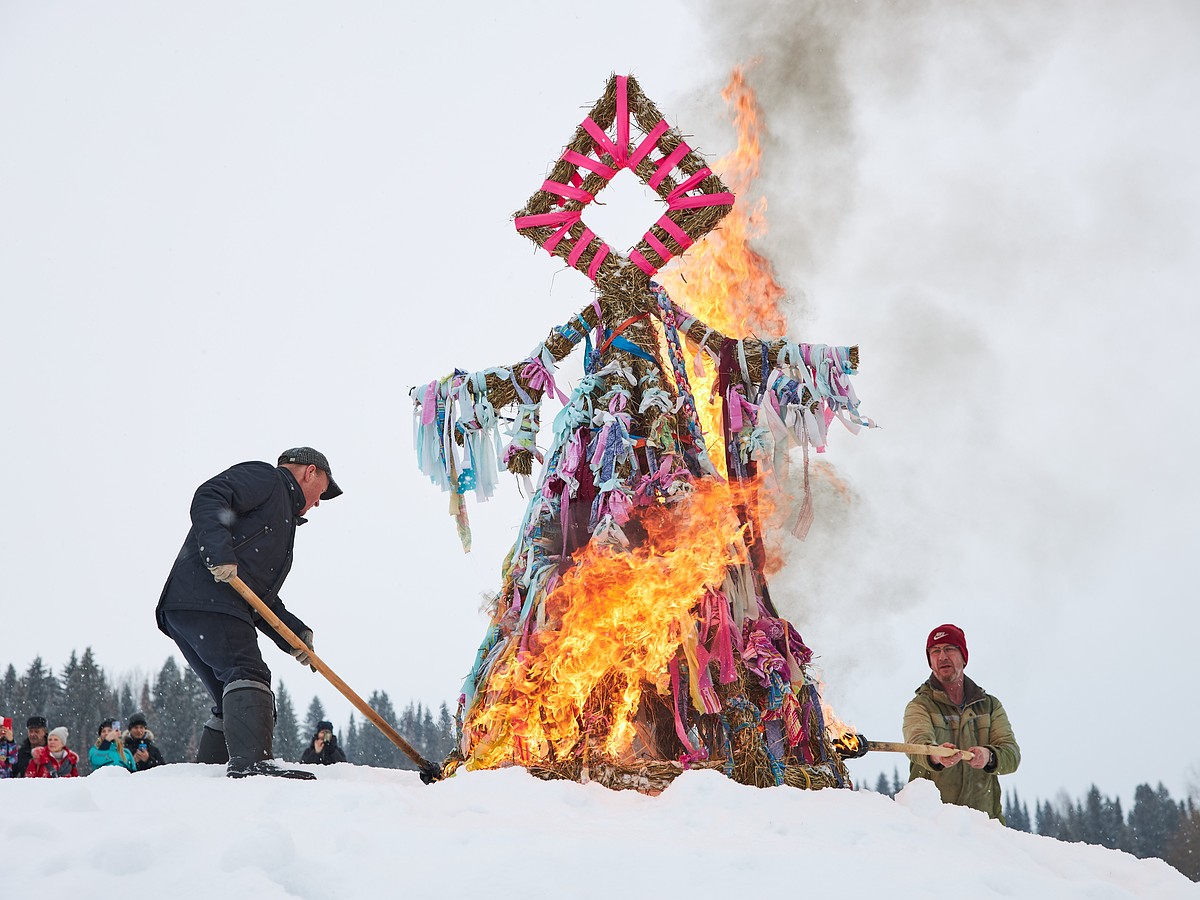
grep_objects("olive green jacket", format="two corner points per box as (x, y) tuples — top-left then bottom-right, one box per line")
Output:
(902, 675), (1020, 821)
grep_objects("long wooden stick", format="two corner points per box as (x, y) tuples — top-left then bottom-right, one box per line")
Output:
(864, 740), (975, 762)
(228, 575), (440, 780)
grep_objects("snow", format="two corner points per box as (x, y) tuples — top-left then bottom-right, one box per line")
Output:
(5, 765), (1194, 898)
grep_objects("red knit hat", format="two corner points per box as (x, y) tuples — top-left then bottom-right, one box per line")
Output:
(926, 624), (968, 665)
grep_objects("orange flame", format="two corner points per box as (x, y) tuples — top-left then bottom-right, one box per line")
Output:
(465, 477), (758, 768)
(660, 66), (789, 475)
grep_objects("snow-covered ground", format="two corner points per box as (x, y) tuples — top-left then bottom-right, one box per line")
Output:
(5, 765), (1194, 898)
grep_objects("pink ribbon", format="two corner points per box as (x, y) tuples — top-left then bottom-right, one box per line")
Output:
(421, 381), (438, 426)
(521, 358), (568, 405)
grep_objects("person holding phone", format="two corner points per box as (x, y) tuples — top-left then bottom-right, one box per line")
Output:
(300, 720), (346, 765)
(122, 713), (165, 771)
(89, 719), (138, 773)
(1, 718), (19, 777)
(26, 726), (79, 777)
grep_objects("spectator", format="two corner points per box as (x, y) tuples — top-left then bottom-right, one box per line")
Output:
(123, 713), (165, 771)
(1, 718), (18, 777)
(301, 720), (346, 765)
(14, 715), (47, 778)
(27, 726), (80, 777)
(89, 719), (137, 773)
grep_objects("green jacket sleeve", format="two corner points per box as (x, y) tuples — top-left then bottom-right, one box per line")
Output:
(985, 696), (1020, 775)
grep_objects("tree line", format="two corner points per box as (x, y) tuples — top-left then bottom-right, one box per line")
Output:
(864, 767), (1199, 881)
(2, 650), (456, 775)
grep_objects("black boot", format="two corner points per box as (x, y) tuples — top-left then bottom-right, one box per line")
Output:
(196, 716), (229, 764)
(223, 680), (315, 780)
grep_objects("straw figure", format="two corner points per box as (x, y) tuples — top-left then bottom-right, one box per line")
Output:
(412, 75), (872, 792)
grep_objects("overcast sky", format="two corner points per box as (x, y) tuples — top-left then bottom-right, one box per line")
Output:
(2, 1), (1196, 806)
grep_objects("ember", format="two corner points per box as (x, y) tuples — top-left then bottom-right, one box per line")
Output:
(412, 71), (873, 792)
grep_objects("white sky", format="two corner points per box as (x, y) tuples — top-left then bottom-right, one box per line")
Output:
(2, 1), (1196, 807)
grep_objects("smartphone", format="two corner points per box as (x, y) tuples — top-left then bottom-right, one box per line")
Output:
(112, 720), (123, 733)
(2, 716), (12, 731)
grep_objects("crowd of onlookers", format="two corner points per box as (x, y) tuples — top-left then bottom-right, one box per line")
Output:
(2, 713), (165, 778)
(3, 713), (345, 777)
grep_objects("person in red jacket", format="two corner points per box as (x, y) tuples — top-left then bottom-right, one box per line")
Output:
(26, 726), (80, 777)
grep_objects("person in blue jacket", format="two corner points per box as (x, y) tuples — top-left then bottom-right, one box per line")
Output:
(156, 447), (341, 780)
(89, 719), (138, 773)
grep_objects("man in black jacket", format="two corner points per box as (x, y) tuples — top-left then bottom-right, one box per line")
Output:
(123, 713), (165, 771)
(156, 447), (341, 780)
(13, 715), (47, 778)
(301, 720), (347, 765)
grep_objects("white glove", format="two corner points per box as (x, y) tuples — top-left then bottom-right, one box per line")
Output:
(209, 563), (238, 583)
(292, 629), (316, 672)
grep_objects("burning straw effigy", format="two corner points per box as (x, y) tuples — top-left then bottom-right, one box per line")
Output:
(411, 74), (873, 793)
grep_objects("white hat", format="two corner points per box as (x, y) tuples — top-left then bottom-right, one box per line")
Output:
(48, 726), (69, 744)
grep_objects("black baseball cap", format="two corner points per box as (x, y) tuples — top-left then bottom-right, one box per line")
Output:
(278, 447), (342, 500)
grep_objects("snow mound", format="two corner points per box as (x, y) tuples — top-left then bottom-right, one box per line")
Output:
(4, 765), (1194, 899)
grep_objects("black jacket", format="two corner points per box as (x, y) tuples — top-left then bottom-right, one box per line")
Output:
(301, 737), (347, 765)
(156, 461), (310, 651)
(14, 739), (35, 777)
(122, 729), (165, 771)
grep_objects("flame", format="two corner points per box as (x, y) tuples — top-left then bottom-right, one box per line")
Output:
(660, 66), (789, 475)
(464, 477), (758, 768)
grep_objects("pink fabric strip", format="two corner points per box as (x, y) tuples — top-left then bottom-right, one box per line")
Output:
(563, 150), (616, 180)
(644, 230), (671, 265)
(629, 250), (658, 276)
(567, 227), (595, 268)
(615, 75), (630, 166)
(586, 243), (610, 280)
(514, 209), (579, 230)
(649, 141), (692, 189)
(582, 117), (620, 162)
(628, 120), (669, 169)
(668, 191), (736, 211)
(667, 167), (711, 200)
(543, 221), (574, 252)
(668, 659), (697, 754)
(656, 214), (693, 250)
(541, 179), (594, 204)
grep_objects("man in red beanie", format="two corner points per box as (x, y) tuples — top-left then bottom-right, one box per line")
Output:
(902, 623), (1020, 821)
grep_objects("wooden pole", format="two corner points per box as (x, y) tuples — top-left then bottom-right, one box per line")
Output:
(863, 739), (975, 762)
(228, 575), (441, 781)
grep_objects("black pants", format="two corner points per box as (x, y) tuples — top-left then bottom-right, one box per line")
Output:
(162, 609), (271, 717)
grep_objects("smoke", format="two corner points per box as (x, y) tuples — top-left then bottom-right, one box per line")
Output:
(680, 0), (1200, 699)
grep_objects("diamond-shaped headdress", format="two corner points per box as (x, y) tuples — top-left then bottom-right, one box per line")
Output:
(514, 75), (734, 301)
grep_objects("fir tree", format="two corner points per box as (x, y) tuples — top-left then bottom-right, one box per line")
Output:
(1, 663), (18, 713)
(274, 683), (302, 761)
(357, 691), (401, 768)
(874, 772), (892, 797)
(344, 713), (358, 763)
(892, 767), (903, 796)
(1128, 782), (1181, 860)
(19, 656), (61, 726)
(1165, 800), (1200, 882)
(437, 702), (455, 761)
(303, 696), (327, 740)
(59, 647), (118, 774)
(151, 656), (190, 762)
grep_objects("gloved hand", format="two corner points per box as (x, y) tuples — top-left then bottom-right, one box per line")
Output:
(292, 629), (316, 671)
(209, 563), (238, 583)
